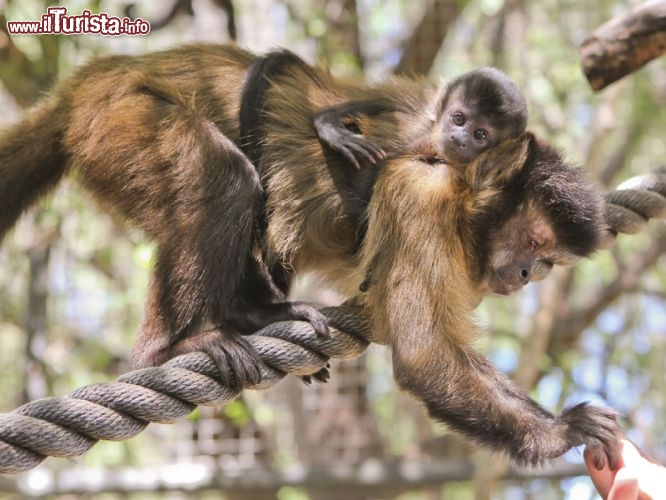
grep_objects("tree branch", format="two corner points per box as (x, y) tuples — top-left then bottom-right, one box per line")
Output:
(581, 0), (666, 91)
(395, 0), (470, 75)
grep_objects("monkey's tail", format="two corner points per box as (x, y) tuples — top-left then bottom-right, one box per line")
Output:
(239, 49), (325, 167)
(0, 95), (68, 242)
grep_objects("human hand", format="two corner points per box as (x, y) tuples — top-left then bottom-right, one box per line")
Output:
(585, 439), (664, 499)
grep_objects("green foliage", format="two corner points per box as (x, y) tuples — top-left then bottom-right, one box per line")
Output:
(277, 486), (309, 500)
(224, 399), (253, 427)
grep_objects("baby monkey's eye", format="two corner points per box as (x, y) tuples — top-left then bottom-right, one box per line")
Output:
(474, 129), (488, 142)
(451, 113), (465, 126)
(527, 239), (540, 251)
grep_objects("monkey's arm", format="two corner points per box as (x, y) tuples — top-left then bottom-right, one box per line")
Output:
(392, 328), (621, 467)
(312, 99), (392, 169)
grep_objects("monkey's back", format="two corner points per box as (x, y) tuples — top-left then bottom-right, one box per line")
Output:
(259, 63), (437, 295)
(59, 44), (256, 239)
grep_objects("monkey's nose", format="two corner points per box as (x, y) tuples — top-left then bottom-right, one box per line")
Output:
(450, 135), (466, 148)
(520, 268), (530, 282)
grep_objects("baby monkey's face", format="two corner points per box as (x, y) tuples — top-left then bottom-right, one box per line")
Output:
(434, 66), (528, 167)
(437, 86), (515, 166)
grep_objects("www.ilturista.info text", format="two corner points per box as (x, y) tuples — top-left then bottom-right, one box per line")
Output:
(6, 7), (150, 36)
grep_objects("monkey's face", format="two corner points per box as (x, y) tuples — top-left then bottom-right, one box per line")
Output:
(437, 87), (511, 166)
(464, 132), (601, 296)
(484, 203), (580, 295)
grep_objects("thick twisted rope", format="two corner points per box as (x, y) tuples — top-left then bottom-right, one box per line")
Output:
(1, 171), (665, 474)
(0, 304), (372, 474)
(602, 169), (666, 242)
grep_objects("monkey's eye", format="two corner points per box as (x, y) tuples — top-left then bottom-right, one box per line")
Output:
(451, 113), (465, 126)
(527, 239), (540, 251)
(474, 129), (488, 142)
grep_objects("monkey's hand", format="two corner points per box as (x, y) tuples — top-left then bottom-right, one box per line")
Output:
(314, 117), (386, 169)
(558, 403), (623, 471)
(230, 301), (330, 338)
(170, 328), (266, 391)
(322, 128), (386, 169)
(394, 337), (623, 468)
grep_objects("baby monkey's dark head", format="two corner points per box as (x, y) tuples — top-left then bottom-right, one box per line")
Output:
(436, 67), (528, 166)
(467, 133), (606, 296)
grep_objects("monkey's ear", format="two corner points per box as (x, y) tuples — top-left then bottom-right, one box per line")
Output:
(469, 132), (533, 190)
(425, 78), (448, 121)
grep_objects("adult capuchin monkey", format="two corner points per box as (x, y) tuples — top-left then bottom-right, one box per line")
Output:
(0, 44), (620, 467)
(239, 49), (621, 468)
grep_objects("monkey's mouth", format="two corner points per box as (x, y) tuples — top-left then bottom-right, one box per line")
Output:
(490, 286), (511, 296)
(487, 274), (527, 296)
(441, 153), (469, 167)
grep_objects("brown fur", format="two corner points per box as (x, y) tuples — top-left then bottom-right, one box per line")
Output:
(0, 44), (332, 390)
(0, 44), (619, 465)
(256, 63), (437, 294)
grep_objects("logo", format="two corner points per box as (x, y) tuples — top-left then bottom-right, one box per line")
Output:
(6, 7), (151, 36)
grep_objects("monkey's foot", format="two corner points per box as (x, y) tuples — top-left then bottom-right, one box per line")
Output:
(172, 329), (266, 391)
(230, 301), (330, 337)
(300, 363), (331, 385)
(558, 403), (622, 470)
(286, 301), (330, 338)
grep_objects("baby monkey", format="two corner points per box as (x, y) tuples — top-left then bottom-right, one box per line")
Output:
(313, 67), (528, 168)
